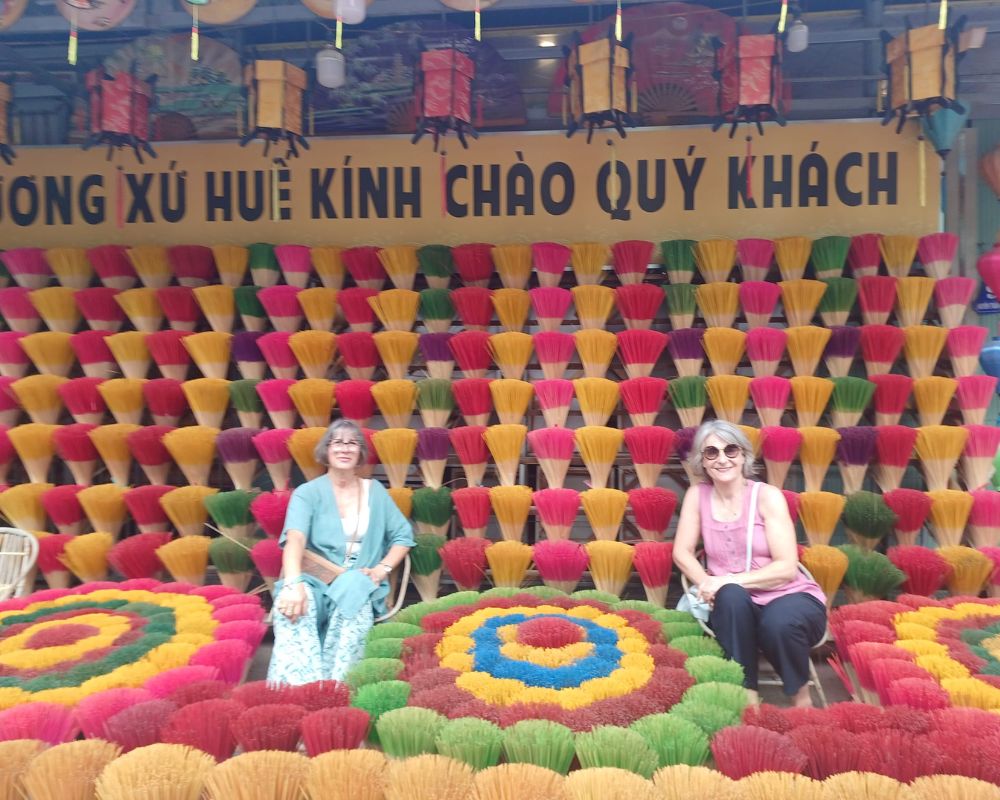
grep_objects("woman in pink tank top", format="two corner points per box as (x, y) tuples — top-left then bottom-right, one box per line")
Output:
(674, 420), (827, 707)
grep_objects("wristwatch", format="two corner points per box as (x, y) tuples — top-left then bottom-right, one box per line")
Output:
(379, 562), (393, 574)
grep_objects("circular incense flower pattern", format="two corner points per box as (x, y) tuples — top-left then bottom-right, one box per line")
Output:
(0, 581), (261, 710)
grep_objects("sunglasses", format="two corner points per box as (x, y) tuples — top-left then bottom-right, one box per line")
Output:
(702, 444), (743, 461)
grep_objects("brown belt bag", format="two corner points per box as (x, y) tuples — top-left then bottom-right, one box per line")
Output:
(299, 550), (344, 585)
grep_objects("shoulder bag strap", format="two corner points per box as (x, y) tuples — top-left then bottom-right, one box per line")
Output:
(745, 481), (761, 573)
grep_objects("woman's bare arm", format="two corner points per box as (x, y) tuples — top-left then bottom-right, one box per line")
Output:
(672, 488), (710, 586)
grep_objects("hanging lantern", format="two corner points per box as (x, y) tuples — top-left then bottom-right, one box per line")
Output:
(411, 46), (477, 150)
(713, 33), (787, 136)
(563, 28), (635, 141)
(0, 82), (13, 165)
(82, 68), (156, 163)
(920, 105), (968, 159)
(240, 60), (309, 158)
(184, 0), (209, 61)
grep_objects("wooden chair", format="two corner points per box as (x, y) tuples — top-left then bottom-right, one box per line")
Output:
(0, 528), (39, 601)
(376, 553), (412, 623)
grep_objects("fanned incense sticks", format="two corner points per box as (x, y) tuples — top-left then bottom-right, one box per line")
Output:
(629, 487), (677, 542)
(857, 275), (898, 325)
(961, 423), (1000, 491)
(416, 378), (454, 428)
(489, 331), (533, 380)
(253, 428), (294, 490)
(799, 491), (846, 545)
(45, 246), (93, 288)
(573, 377), (619, 427)
(575, 425), (623, 489)
(86, 243), (136, 290)
(623, 425), (675, 488)
(571, 284), (615, 329)
(779, 279), (826, 327)
(533, 539), (588, 592)
(369, 288), (420, 332)
(377, 244), (420, 291)
(144, 378), (187, 426)
(615, 283), (662, 330)
(799, 425), (841, 492)
(738, 281), (781, 329)
(58, 376), (107, 425)
(452, 378), (493, 427)
(903, 325), (948, 380)
(581, 487), (628, 541)
(532, 241), (571, 287)
(895, 276), (935, 328)
(489, 378), (534, 425)
(574, 329), (617, 379)
(157, 286), (202, 332)
(785, 325), (831, 377)
(419, 333), (455, 380)
(611, 240), (654, 285)
(811, 235), (850, 279)
(288, 330), (336, 379)
(451, 287), (493, 330)
(371, 378), (417, 428)
(372, 428), (417, 489)
(30, 286), (80, 333)
(21, 331), (75, 376)
(216, 428), (261, 491)
(162, 425), (220, 486)
(0, 331), (29, 378)
(968, 489), (1000, 547)
(870, 373), (913, 426)
(535, 379), (573, 427)
(169, 244), (217, 287)
(339, 287), (378, 333)
(660, 238), (696, 283)
(374, 331), (419, 380)
(706, 374), (750, 424)
(338, 331), (378, 381)
(489, 485), (533, 542)
(416, 244), (453, 290)
(288, 378), (335, 428)
(760, 425), (802, 488)
(745, 327), (786, 377)
(211, 244), (249, 287)
(570, 241), (610, 285)
(78, 483), (128, 538)
(584, 540), (633, 595)
(702, 327), (745, 375)
(617, 329), (668, 379)
(256, 378), (297, 428)
(487, 540), (533, 586)
(620, 376), (667, 427)
(915, 424), (968, 492)
(883, 488), (932, 546)
(534, 488), (580, 540)
(873, 424), (918, 493)
(737, 237), (774, 281)
(918, 231), (958, 279)
(483, 424), (527, 487)
(11, 374), (67, 424)
(146, 331), (192, 382)
(669, 375), (707, 428)
(450, 425), (489, 486)
(52, 422), (99, 484)
(824, 326), (861, 378)
(343, 245), (387, 289)
(817, 277), (857, 327)
(88, 422), (141, 485)
(946, 325), (988, 378)
(182, 331), (232, 381)
(126, 245), (171, 289)
(234, 285), (267, 332)
(99, 377), (147, 425)
(750, 376), (791, 427)
(879, 233), (918, 278)
(0, 482), (51, 529)
(663, 283), (697, 329)
(229, 379), (263, 428)
(829, 376), (875, 428)
(926, 490), (973, 547)
(528, 426), (576, 489)
(668, 328), (705, 378)
(297, 286), (338, 332)
(0, 286), (41, 333)
(911, 376), (956, 427)
(452, 242), (494, 287)
(696, 281), (739, 328)
(106, 331), (151, 380)
(449, 330), (492, 378)
(492, 244), (533, 290)
(452, 486), (490, 537)
(534, 331), (575, 380)
(836, 426), (878, 494)
(773, 236), (812, 281)
(258, 332), (299, 380)
(848, 233), (882, 278)
(529, 287), (572, 332)
(693, 239), (736, 283)
(790, 376), (833, 428)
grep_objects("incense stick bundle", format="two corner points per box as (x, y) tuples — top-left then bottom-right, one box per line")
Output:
(773, 236), (812, 281)
(738, 281), (781, 329)
(182, 332), (232, 381)
(532, 241), (571, 287)
(489, 331), (533, 380)
(377, 244), (419, 291)
(573, 377), (619, 427)
(162, 425), (220, 486)
(210, 244), (249, 287)
(69, 330), (118, 380)
(29, 286), (79, 333)
(451, 487), (490, 538)
(946, 325), (989, 379)
(736, 237), (774, 281)
(252, 428), (294, 490)
(847, 233), (882, 278)
(60, 530), (114, 582)
(535, 378), (573, 427)
(879, 234), (918, 278)
(106, 331), (151, 380)
(247, 243), (280, 287)
(339, 287), (379, 333)
(157, 286), (202, 332)
(915, 424), (968, 492)
(785, 325), (831, 377)
(607, 240), (652, 286)
(696, 282), (739, 328)
(229, 379), (263, 428)
(343, 245), (387, 290)
(933, 276), (975, 330)
(298, 286), (338, 332)
(895, 276), (935, 328)
(452, 378), (493, 426)
(155, 534), (211, 584)
(78, 483), (128, 538)
(52, 422), (98, 484)
(817, 277), (858, 328)
(416, 378), (454, 428)
(836, 426), (878, 494)
(810, 235), (850, 279)
(871, 424), (918, 493)
(215, 428), (261, 491)
(419, 288), (454, 334)
(702, 328), (745, 375)
(829, 376), (875, 427)
(372, 378), (417, 428)
(917, 231), (958, 280)
(745, 327), (787, 377)
(528, 426), (576, 489)
(126, 245), (171, 289)
(98, 377), (147, 425)
(926, 490), (973, 547)
(623, 425), (675, 488)
(84, 244), (135, 291)
(417, 243), (453, 290)
(571, 285), (615, 329)
(372, 428), (417, 489)
(662, 283), (697, 330)
(190, 286), (235, 335)
(450, 425), (489, 486)
(0, 286), (42, 334)
(911, 376), (956, 427)
(529, 287), (572, 333)
(490, 378), (534, 425)
(620, 376), (667, 427)
(581, 487), (628, 541)
(374, 331), (419, 379)
(960, 424), (1000, 491)
(491, 244), (533, 290)
(759, 425), (802, 488)
(584, 540), (634, 596)
(449, 330), (492, 379)
(44, 246), (92, 289)
(903, 325), (948, 379)
(738, 424), (760, 456)
(452, 242), (494, 287)
(87, 422), (141, 485)
(337, 331), (378, 381)
(968, 489), (1000, 547)
(258, 332), (299, 380)
(127, 424), (176, 485)
(790, 376), (833, 428)
(616, 329), (667, 379)
(0, 331), (29, 379)
(615, 284), (662, 330)
(233, 285), (267, 333)
(693, 239), (736, 283)
(412, 485), (453, 537)
(169, 244), (217, 287)
(307, 245), (344, 291)
(417, 430), (451, 489)
(574, 329), (617, 379)
(21, 331), (74, 376)
(483, 424), (527, 486)
(799, 491), (846, 545)
(883, 487), (932, 545)
(369, 288), (420, 332)
(143, 377), (187, 427)
(256, 378), (297, 428)
(675, 426), (698, 484)
(288, 330), (336, 379)
(669, 376), (708, 428)
(706, 375), (750, 425)
(799, 426), (841, 492)
(575, 425), (623, 489)
(486, 539), (534, 587)
(570, 241), (610, 285)
(534, 331), (575, 380)
(532, 539), (587, 592)
(41, 484), (86, 535)
(869, 373), (913, 427)
(629, 486), (677, 541)
(857, 275), (898, 325)
(779, 279), (826, 328)
(0, 481), (51, 529)
(450, 287), (493, 331)
(824, 325), (861, 378)
(489, 486), (533, 542)
(288, 378), (336, 428)
(658, 238), (696, 284)
(750, 376), (790, 427)
(57, 376), (106, 425)
(419, 333), (455, 380)
(668, 327), (705, 378)
(11, 374), (67, 424)
(532, 488), (579, 541)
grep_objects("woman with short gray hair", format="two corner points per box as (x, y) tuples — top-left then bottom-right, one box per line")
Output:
(268, 419), (413, 684)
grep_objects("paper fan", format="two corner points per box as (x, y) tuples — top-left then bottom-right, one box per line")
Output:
(0, 0), (28, 31)
(176, 0), (256, 24)
(57, 0), (138, 30)
(300, 0), (373, 20)
(438, 0), (501, 8)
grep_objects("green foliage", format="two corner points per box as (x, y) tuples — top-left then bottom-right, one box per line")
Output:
(502, 720), (576, 775)
(574, 726), (659, 778)
(630, 713), (711, 767)
(435, 717), (505, 770)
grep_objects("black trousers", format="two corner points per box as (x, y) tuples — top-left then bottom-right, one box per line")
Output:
(709, 584), (827, 695)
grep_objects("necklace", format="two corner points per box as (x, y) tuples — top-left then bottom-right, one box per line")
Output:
(713, 485), (745, 521)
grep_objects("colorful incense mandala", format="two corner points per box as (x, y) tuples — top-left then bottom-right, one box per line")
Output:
(352, 590), (728, 731)
(0, 580), (261, 710)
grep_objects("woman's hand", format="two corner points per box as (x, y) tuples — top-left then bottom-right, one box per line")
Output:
(360, 565), (388, 585)
(276, 582), (308, 622)
(696, 574), (737, 605)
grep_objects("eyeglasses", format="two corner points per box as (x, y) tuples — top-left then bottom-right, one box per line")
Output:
(702, 444), (742, 461)
(329, 440), (362, 451)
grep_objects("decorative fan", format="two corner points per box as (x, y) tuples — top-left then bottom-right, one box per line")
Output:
(437, 0), (501, 8)
(0, 0), (28, 31)
(57, 0), (138, 31)
(300, 0), (372, 20)
(385, 99), (416, 135)
(176, 0), (256, 24)
(638, 82), (698, 125)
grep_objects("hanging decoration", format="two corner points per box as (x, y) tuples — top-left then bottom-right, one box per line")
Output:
(712, 32), (787, 136)
(58, 0), (139, 64)
(411, 46), (477, 150)
(980, 143), (1000, 202)
(81, 67), (157, 163)
(920, 105), (968, 160)
(438, 0), (501, 40)
(185, 0), (209, 61)
(240, 60), (310, 158)
(0, 82), (14, 164)
(563, 27), (636, 141)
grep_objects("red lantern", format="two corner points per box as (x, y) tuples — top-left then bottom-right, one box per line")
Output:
(713, 33), (787, 136)
(412, 47), (477, 150)
(82, 69), (156, 163)
(0, 82), (13, 165)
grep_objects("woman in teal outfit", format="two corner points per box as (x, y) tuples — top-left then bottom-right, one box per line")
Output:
(267, 419), (414, 685)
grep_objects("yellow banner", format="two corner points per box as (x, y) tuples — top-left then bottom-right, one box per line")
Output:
(0, 120), (937, 248)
